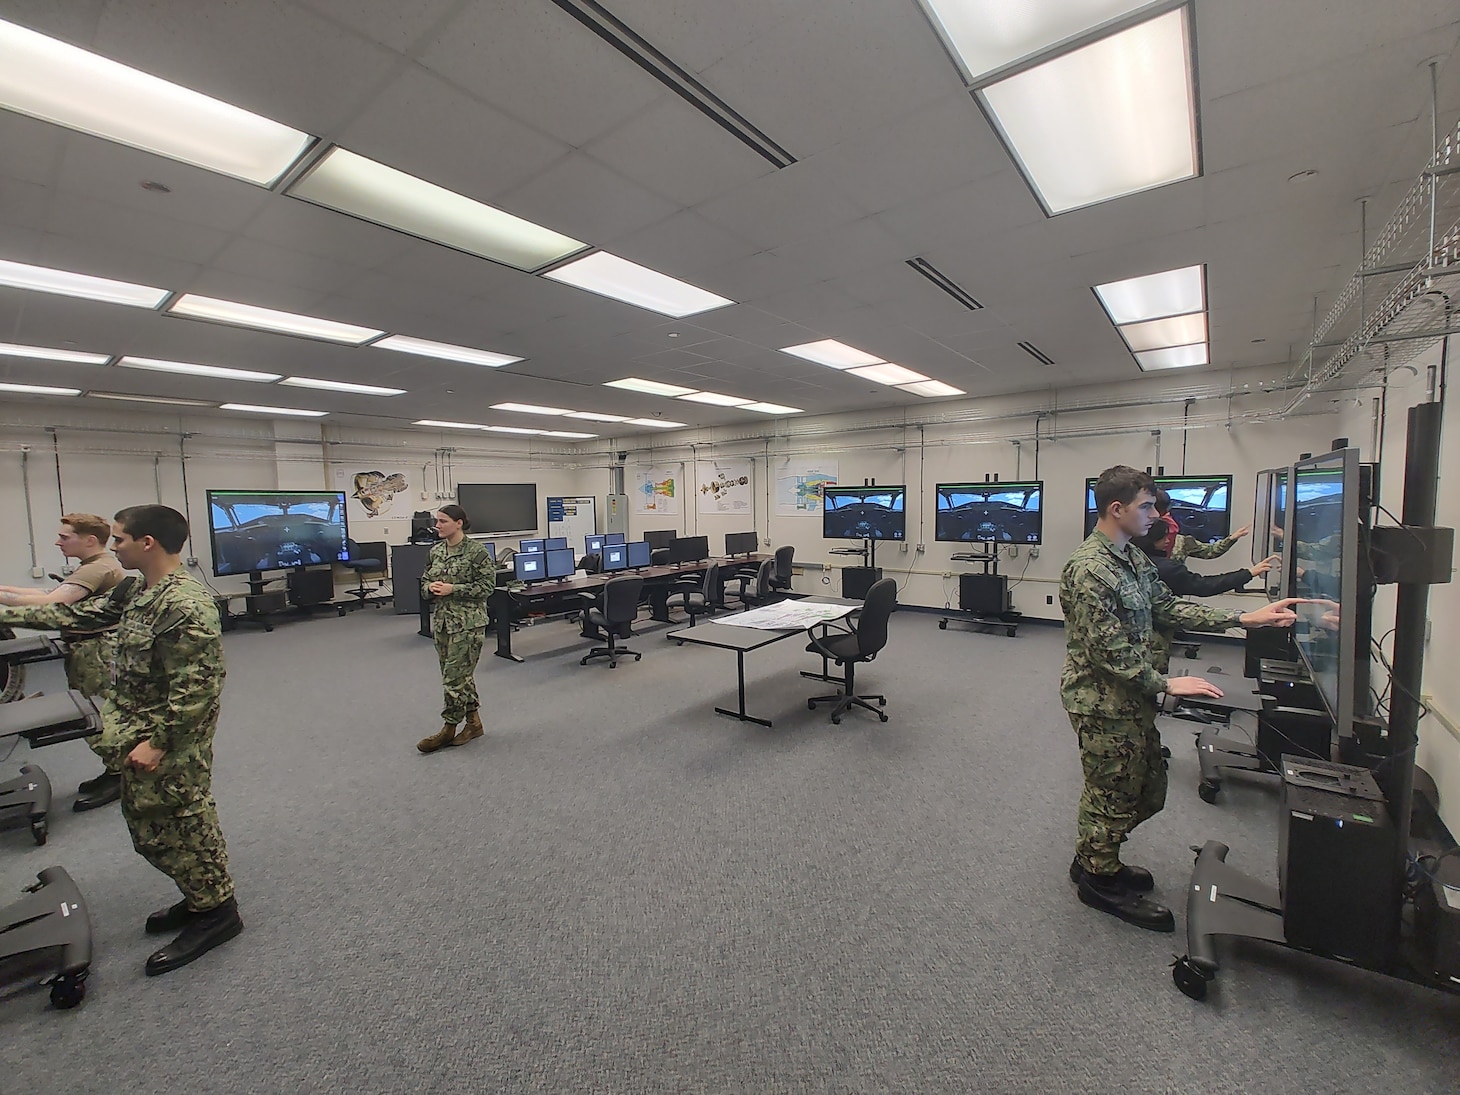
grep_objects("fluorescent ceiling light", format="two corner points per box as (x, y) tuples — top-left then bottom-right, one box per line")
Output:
(918, 0), (1153, 83)
(1118, 312), (1207, 352)
(0, 342), (110, 365)
(485, 425), (545, 435)
(741, 402), (803, 414)
(1094, 264), (1204, 324)
(605, 377), (697, 397)
(372, 335), (521, 368)
(289, 147), (583, 271)
(88, 391), (214, 406)
(414, 419), (489, 430)
(978, 8), (1198, 215)
(167, 294), (382, 344)
(778, 339), (884, 369)
(0, 20), (312, 187)
(543, 251), (733, 318)
(280, 376), (405, 396)
(676, 391), (752, 407)
(0, 258), (168, 308)
(625, 418), (687, 429)
(1135, 343), (1209, 371)
(543, 430), (597, 439)
(0, 381), (80, 396)
(845, 363), (930, 385)
(219, 403), (328, 417)
(564, 411), (630, 422)
(897, 380), (966, 397)
(117, 356), (280, 382)
(490, 402), (571, 416)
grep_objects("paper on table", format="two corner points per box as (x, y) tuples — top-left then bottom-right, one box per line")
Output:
(714, 601), (856, 630)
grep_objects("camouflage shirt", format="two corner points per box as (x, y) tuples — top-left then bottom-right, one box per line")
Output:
(1171, 532), (1240, 563)
(1060, 530), (1243, 717)
(0, 567), (224, 753)
(421, 538), (496, 634)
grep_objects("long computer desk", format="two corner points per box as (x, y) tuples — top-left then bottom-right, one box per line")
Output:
(415, 554), (770, 662)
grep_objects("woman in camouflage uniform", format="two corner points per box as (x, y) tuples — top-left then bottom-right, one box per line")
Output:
(417, 504), (496, 753)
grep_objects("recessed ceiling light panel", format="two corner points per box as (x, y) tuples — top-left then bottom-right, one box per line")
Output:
(280, 376), (405, 396)
(0, 342), (110, 365)
(167, 294), (383, 344)
(1117, 311), (1207, 352)
(544, 251), (733, 317)
(0, 19), (313, 186)
(1134, 342), (1208, 371)
(88, 391), (214, 406)
(1093, 264), (1204, 324)
(490, 402), (572, 416)
(676, 391), (752, 407)
(373, 334), (521, 367)
(414, 419), (489, 430)
(896, 380), (966, 397)
(605, 377), (697, 397)
(219, 403), (328, 417)
(564, 411), (630, 422)
(0, 381), (80, 396)
(845, 363), (931, 385)
(117, 356), (280, 382)
(741, 402), (803, 414)
(778, 339), (884, 369)
(0, 258), (168, 308)
(625, 418), (687, 429)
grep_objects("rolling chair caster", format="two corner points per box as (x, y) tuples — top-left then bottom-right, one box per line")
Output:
(1197, 778), (1221, 804)
(48, 969), (87, 1009)
(1171, 956), (1211, 1001)
(31, 818), (46, 846)
(938, 619), (947, 630)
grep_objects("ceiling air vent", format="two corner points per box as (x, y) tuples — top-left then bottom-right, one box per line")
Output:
(905, 257), (982, 310)
(1018, 341), (1055, 366)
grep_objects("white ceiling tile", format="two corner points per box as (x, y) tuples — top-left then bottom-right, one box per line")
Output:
(498, 153), (680, 245)
(695, 165), (866, 250)
(291, 0), (461, 53)
(0, 110), (68, 187)
(208, 236), (373, 297)
(604, 0), (796, 73)
(243, 199), (415, 269)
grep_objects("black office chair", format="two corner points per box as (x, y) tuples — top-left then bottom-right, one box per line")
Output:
(341, 539), (388, 609)
(579, 576), (644, 668)
(734, 558), (776, 609)
(805, 578), (896, 724)
(650, 548), (672, 566)
(667, 562), (722, 627)
(579, 552), (602, 575)
(769, 545), (795, 593)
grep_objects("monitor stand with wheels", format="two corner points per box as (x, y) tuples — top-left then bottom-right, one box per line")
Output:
(0, 866), (93, 1009)
(940, 549), (1021, 638)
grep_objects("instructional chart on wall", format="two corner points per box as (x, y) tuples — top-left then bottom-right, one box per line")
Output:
(775, 458), (838, 516)
(696, 458), (753, 515)
(634, 466), (680, 515)
(341, 468), (410, 522)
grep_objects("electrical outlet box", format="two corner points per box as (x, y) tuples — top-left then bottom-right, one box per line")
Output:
(186, 557), (198, 567)
(1029, 546), (1040, 559)
(915, 543), (925, 553)
(943, 571), (954, 579)
(1047, 595), (1054, 605)
(383, 526), (389, 536)
(1007, 545), (1019, 558)
(420, 490), (429, 500)
(30, 566), (44, 579)
(899, 541), (909, 552)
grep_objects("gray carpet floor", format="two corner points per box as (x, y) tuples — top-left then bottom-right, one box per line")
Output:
(3, 605), (1459, 1094)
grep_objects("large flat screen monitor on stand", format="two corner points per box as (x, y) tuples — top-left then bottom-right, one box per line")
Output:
(934, 481), (1042, 544)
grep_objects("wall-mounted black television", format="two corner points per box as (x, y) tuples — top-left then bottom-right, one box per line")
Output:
(935, 481), (1042, 544)
(823, 485), (906, 541)
(455, 482), (537, 536)
(1083, 474), (1232, 542)
(207, 490), (348, 577)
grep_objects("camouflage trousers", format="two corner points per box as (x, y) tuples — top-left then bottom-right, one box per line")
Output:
(1069, 711), (1167, 876)
(121, 751), (234, 911)
(66, 638), (121, 774)
(435, 627), (484, 724)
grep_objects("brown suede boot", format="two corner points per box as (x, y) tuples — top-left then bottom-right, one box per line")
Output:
(451, 710), (484, 746)
(417, 723), (458, 753)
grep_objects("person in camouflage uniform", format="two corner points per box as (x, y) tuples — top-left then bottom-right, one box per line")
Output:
(0, 513), (128, 809)
(0, 505), (242, 975)
(1061, 467), (1300, 932)
(417, 504), (497, 753)
(1154, 488), (1251, 564)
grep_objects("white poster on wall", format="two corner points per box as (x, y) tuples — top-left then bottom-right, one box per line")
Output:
(696, 458), (753, 515)
(343, 469), (410, 522)
(775, 458), (838, 516)
(633, 466), (680, 515)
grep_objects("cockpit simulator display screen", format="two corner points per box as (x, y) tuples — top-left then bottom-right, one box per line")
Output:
(822, 486), (907, 541)
(1290, 455), (1350, 724)
(207, 490), (348, 576)
(1083, 474), (1232, 542)
(934, 482), (1043, 544)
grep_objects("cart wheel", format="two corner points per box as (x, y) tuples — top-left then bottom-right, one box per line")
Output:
(808, 700), (817, 710)
(580, 656), (590, 666)
(878, 697), (886, 706)
(1006, 627), (1017, 637)
(1197, 779), (1220, 805)
(938, 619), (947, 630)
(831, 715), (841, 725)
(30, 819), (47, 846)
(634, 653), (642, 661)
(1171, 957), (1210, 1001)
(878, 712), (888, 723)
(49, 972), (86, 1010)
(1185, 646), (1199, 659)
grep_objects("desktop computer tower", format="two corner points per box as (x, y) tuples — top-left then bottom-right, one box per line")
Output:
(959, 573), (1008, 616)
(287, 567), (335, 607)
(842, 566), (882, 599)
(1279, 756), (1399, 970)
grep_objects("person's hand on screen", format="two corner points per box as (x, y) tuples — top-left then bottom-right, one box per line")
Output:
(1239, 598), (1304, 628)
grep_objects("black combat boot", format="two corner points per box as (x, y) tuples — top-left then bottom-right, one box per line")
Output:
(144, 897), (243, 976)
(145, 898), (194, 935)
(1077, 871), (1175, 932)
(1069, 856), (1154, 892)
(73, 771), (121, 811)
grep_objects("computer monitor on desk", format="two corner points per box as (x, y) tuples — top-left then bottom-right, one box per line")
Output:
(725, 531), (758, 556)
(514, 551), (545, 583)
(585, 534), (606, 555)
(545, 547), (576, 580)
(626, 541), (651, 569)
(644, 529), (676, 551)
(520, 538), (544, 554)
(544, 536), (568, 551)
(670, 535), (709, 565)
(601, 543), (628, 571)
(605, 532), (625, 546)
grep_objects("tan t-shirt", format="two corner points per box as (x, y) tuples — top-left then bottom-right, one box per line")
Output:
(60, 552), (126, 639)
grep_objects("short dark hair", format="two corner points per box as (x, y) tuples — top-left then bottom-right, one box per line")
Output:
(1094, 466), (1156, 517)
(437, 504), (470, 532)
(114, 505), (189, 554)
(1133, 523), (1169, 558)
(1153, 487), (1171, 515)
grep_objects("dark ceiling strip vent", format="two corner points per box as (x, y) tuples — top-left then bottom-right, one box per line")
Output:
(549, 0), (796, 169)
(905, 257), (982, 310)
(1018, 341), (1055, 366)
